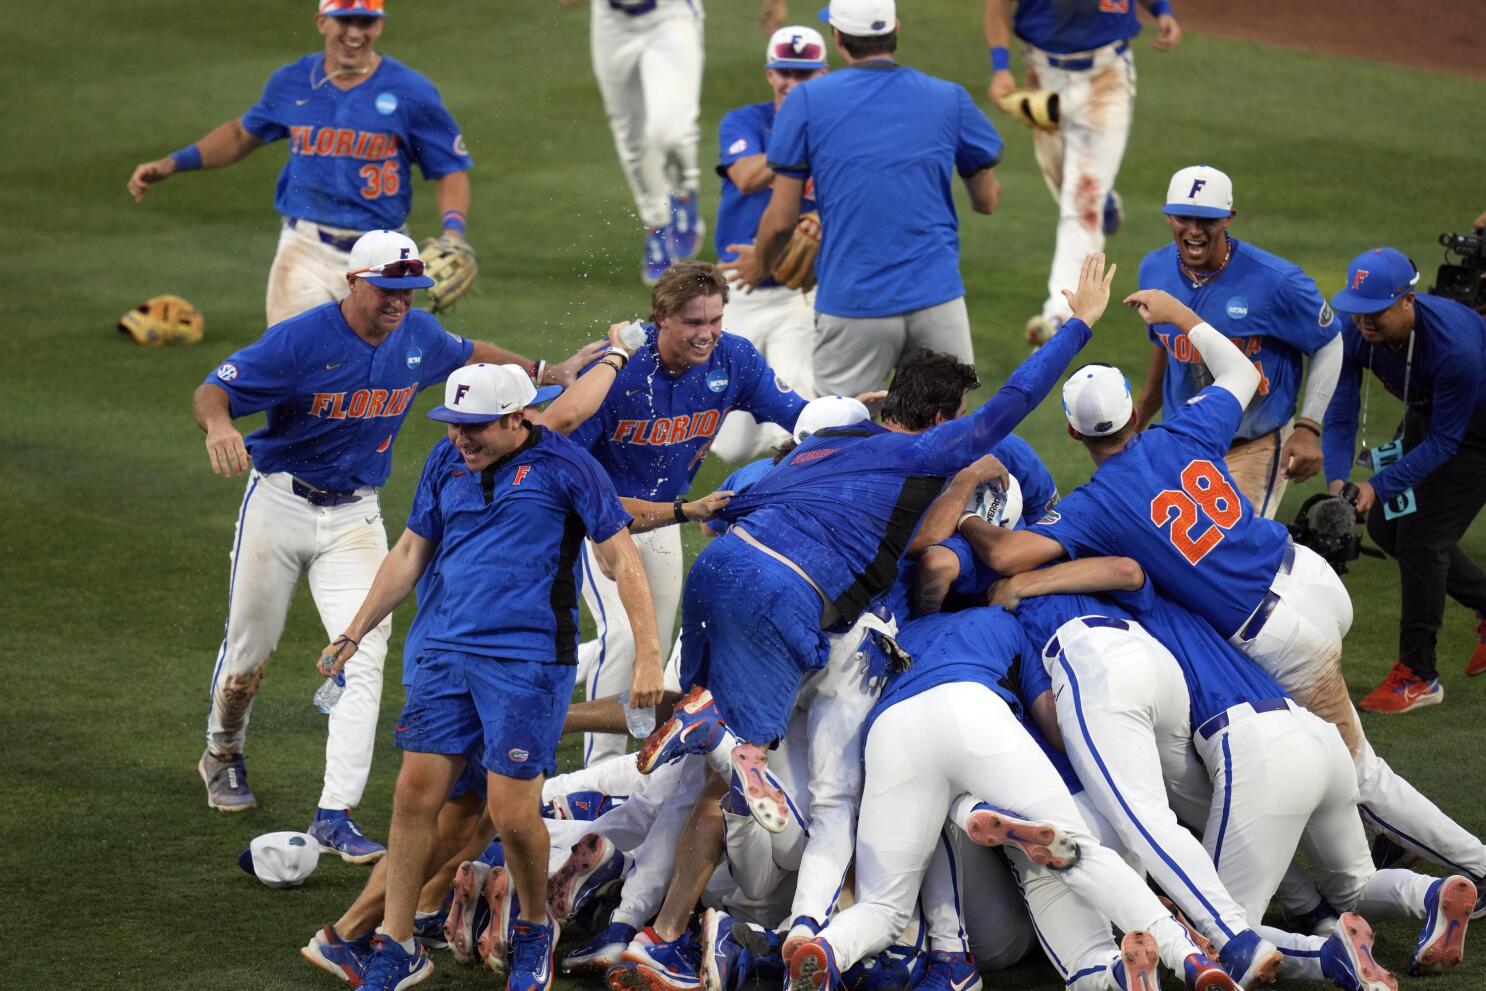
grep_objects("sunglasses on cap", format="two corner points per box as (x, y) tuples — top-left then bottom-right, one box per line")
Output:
(772, 39), (825, 62)
(321, 0), (385, 13)
(352, 259), (425, 278)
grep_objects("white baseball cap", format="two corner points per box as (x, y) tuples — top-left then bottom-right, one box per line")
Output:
(793, 395), (870, 441)
(427, 363), (563, 424)
(766, 26), (829, 70)
(1163, 165), (1234, 219)
(238, 831), (320, 888)
(347, 230), (436, 290)
(1062, 364), (1133, 438)
(818, 0), (896, 37)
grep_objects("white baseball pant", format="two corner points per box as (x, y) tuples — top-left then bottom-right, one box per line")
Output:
(712, 285), (818, 464)
(580, 525), (684, 765)
(264, 220), (357, 328)
(1225, 424), (1294, 521)
(922, 825), (1035, 969)
(204, 470), (389, 810)
(589, 0), (704, 229)
(814, 682), (1203, 975)
(721, 715), (813, 928)
(1024, 42), (1135, 324)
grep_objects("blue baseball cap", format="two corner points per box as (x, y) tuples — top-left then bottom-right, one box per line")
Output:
(347, 231), (436, 290)
(1330, 247), (1419, 314)
(427, 363), (562, 424)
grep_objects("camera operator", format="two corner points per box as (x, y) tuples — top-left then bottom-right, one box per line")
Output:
(1323, 246), (1486, 713)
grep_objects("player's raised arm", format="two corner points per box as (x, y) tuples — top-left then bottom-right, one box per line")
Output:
(906, 453), (1008, 557)
(192, 383), (252, 478)
(591, 528), (664, 709)
(1125, 288), (1261, 406)
(128, 118), (264, 203)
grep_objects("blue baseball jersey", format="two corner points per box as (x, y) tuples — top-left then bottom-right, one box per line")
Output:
(1140, 239), (1340, 441)
(1011, 0), (1147, 54)
(206, 301), (472, 491)
(569, 326), (805, 501)
(719, 321), (1090, 622)
(767, 62), (1002, 318)
(714, 100), (818, 285)
(704, 455), (778, 535)
(1029, 385), (1288, 639)
(1323, 294), (1486, 502)
(406, 430), (632, 663)
(241, 54), (472, 231)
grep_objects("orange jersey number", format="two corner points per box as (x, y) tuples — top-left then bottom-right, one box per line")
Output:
(358, 161), (401, 200)
(1149, 460), (1242, 566)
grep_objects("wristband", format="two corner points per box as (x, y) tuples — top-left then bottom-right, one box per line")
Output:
(535, 359), (548, 384)
(673, 497), (688, 524)
(170, 145), (203, 172)
(989, 46), (1011, 73)
(599, 357), (625, 374)
(441, 209), (467, 236)
(1150, 0), (1174, 17)
(1293, 420), (1321, 438)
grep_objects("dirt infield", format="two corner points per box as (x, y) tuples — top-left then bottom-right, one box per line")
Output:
(1179, 0), (1484, 80)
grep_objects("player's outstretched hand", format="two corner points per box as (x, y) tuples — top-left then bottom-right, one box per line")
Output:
(549, 340), (612, 386)
(721, 243), (766, 294)
(127, 157), (176, 203)
(205, 424), (251, 478)
(1123, 289), (1201, 331)
(685, 489), (734, 521)
(1151, 14), (1182, 51)
(1062, 252), (1117, 327)
(317, 635), (359, 678)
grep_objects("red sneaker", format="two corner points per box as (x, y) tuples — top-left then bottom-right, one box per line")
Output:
(1358, 662), (1443, 714)
(1465, 617), (1486, 677)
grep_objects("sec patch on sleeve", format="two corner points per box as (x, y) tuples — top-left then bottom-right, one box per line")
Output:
(728, 137), (750, 155)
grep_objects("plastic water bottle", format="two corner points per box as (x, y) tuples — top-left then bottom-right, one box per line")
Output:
(618, 690), (656, 739)
(313, 672), (346, 714)
(619, 320), (647, 353)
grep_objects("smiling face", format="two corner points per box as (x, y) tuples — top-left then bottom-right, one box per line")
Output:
(766, 67), (826, 109)
(446, 412), (527, 471)
(655, 293), (725, 372)
(317, 14), (382, 76)
(1353, 292), (1416, 348)
(1166, 212), (1233, 271)
(342, 276), (411, 340)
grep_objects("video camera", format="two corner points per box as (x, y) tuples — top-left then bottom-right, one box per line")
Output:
(1430, 229), (1486, 311)
(1287, 482), (1385, 575)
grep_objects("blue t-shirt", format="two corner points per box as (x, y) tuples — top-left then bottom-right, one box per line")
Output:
(205, 301), (472, 491)
(569, 326), (805, 501)
(704, 455), (778, 535)
(720, 320), (1090, 622)
(767, 62), (1002, 318)
(714, 100), (820, 286)
(241, 54), (472, 231)
(1323, 294), (1486, 502)
(406, 430), (632, 662)
(1140, 239), (1340, 441)
(1029, 386), (1288, 639)
(1012, 0), (1147, 54)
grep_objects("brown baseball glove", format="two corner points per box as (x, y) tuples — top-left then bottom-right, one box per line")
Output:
(420, 233), (479, 313)
(117, 294), (204, 346)
(995, 89), (1060, 132)
(770, 212), (821, 291)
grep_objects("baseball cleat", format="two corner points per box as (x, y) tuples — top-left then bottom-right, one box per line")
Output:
(301, 925), (374, 986)
(789, 937), (841, 991)
(730, 743), (790, 834)
(508, 915), (561, 991)
(1370, 833), (1419, 871)
(198, 749), (256, 812)
(1024, 314), (1058, 349)
(1319, 913), (1397, 991)
(913, 950), (981, 991)
(1111, 930), (1160, 991)
(1466, 615), (1486, 676)
(700, 908), (747, 991)
(1410, 874), (1474, 975)
(358, 935), (433, 991)
(548, 832), (629, 923)
(616, 927), (704, 990)
(1181, 953), (1242, 991)
(1357, 661), (1443, 713)
(445, 859), (492, 965)
(309, 809), (387, 864)
(1217, 929), (1282, 989)
(636, 685), (726, 774)
(565, 921), (639, 974)
(412, 891), (451, 950)
(477, 864), (520, 977)
(1102, 190), (1124, 236)
(963, 802), (1080, 869)
(643, 227), (673, 287)
(780, 917), (822, 966)
(668, 191), (704, 261)
(1159, 896), (1218, 959)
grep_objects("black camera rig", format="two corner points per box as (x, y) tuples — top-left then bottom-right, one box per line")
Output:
(1430, 229), (1486, 310)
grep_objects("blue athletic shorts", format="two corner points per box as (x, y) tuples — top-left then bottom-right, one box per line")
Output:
(395, 648), (576, 780)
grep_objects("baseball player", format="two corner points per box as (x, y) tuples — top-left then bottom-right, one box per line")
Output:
(709, 25), (830, 464)
(318, 361), (665, 991)
(128, 0), (475, 327)
(568, 262), (807, 766)
(985, 0), (1181, 347)
(1134, 165), (1343, 518)
(192, 231), (602, 857)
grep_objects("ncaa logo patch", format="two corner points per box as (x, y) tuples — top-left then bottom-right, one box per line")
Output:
(1225, 296), (1249, 319)
(706, 368), (730, 393)
(375, 92), (398, 115)
(508, 748), (529, 763)
(406, 347), (423, 369)
(216, 362), (239, 382)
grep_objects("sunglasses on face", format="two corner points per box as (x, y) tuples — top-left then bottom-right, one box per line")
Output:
(353, 259), (425, 278)
(322, 0), (385, 12)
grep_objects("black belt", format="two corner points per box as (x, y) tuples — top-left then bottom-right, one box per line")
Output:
(1044, 39), (1128, 71)
(287, 218), (360, 253)
(292, 478), (361, 507)
(1043, 615), (1130, 659)
(1235, 543), (1298, 643)
(1197, 697), (1290, 740)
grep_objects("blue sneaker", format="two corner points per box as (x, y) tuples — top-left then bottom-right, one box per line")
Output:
(309, 808), (387, 865)
(359, 936), (433, 991)
(617, 927), (704, 990)
(478, 865), (520, 978)
(1283, 898), (1340, 937)
(301, 925), (373, 985)
(1109, 930), (1159, 991)
(413, 890), (452, 950)
(1411, 874), (1474, 975)
(1370, 832), (1419, 870)
(643, 227), (673, 287)
(840, 948), (911, 991)
(549, 833), (629, 923)
(479, 837), (505, 866)
(963, 802), (1079, 870)
(445, 859), (492, 965)
(509, 916), (561, 991)
(1180, 953), (1240, 990)
(1319, 913), (1396, 991)
(730, 743), (791, 834)
(668, 192), (704, 261)
(789, 937), (841, 991)
(1102, 190), (1123, 236)
(701, 908), (752, 991)
(636, 685), (726, 774)
(564, 921), (638, 974)
(198, 749), (256, 812)
(914, 950), (981, 991)
(547, 789), (616, 821)
(1217, 930), (1282, 988)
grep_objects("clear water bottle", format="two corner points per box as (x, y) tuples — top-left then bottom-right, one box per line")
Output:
(618, 690), (656, 739)
(313, 671), (346, 714)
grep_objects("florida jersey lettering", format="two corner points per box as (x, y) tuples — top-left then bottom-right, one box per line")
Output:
(288, 127), (400, 160)
(308, 386), (416, 420)
(609, 410), (721, 446)
(1155, 331), (1272, 396)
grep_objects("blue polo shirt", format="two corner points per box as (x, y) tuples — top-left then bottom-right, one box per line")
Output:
(406, 429), (632, 663)
(767, 61), (1002, 318)
(715, 100), (819, 287)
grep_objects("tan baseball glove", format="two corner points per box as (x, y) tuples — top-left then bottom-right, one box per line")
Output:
(420, 234), (478, 313)
(117, 294), (204, 346)
(770, 211), (821, 292)
(995, 89), (1060, 132)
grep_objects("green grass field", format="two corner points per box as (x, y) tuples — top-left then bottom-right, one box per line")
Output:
(5, 2), (1485, 988)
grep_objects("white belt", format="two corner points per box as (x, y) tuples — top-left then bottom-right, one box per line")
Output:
(732, 525), (840, 628)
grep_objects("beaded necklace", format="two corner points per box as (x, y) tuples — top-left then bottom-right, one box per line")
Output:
(1179, 234), (1234, 289)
